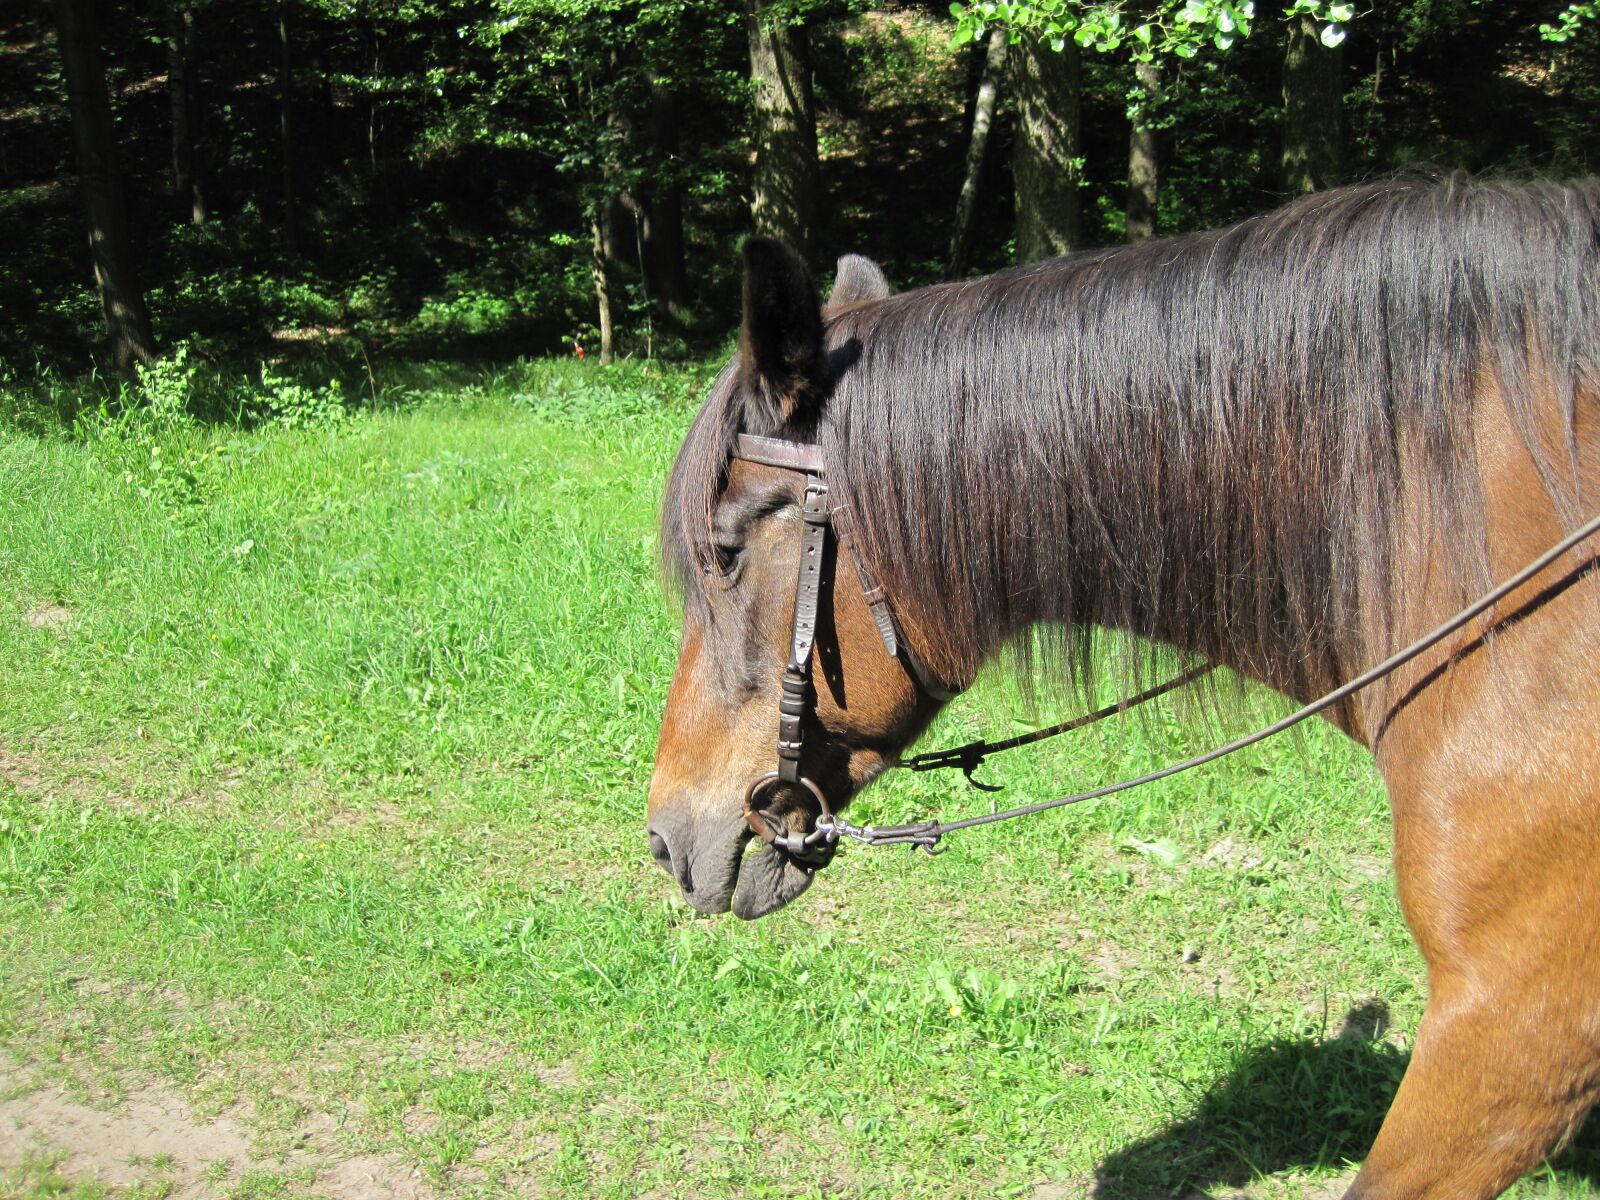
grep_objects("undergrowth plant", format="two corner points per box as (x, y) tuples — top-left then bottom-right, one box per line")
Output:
(251, 366), (349, 430)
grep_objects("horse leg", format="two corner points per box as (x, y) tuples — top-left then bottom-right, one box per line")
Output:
(1347, 642), (1600, 1198)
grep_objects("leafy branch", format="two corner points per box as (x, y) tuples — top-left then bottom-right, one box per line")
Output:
(950, 0), (1356, 62)
(1540, 2), (1598, 42)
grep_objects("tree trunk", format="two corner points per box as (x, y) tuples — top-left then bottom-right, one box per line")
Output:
(947, 25), (1007, 277)
(598, 46), (634, 274)
(640, 78), (692, 330)
(1010, 31), (1081, 263)
(1125, 57), (1160, 241)
(591, 216), (615, 364)
(367, 23), (380, 195)
(601, 196), (631, 267)
(278, 0), (299, 255)
(745, 0), (818, 259)
(1281, 11), (1342, 194)
(166, 3), (205, 225)
(54, 0), (158, 370)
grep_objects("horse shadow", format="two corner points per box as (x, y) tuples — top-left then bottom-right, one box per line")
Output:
(1092, 1000), (1600, 1198)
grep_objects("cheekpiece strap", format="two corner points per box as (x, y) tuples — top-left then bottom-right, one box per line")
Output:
(830, 503), (900, 659)
(778, 476), (830, 783)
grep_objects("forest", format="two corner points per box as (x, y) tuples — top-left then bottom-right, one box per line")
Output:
(3, 1), (1600, 390)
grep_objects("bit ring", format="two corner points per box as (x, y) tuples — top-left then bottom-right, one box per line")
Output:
(742, 772), (831, 846)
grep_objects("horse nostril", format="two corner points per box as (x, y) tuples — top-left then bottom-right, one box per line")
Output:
(648, 827), (696, 893)
(648, 830), (672, 874)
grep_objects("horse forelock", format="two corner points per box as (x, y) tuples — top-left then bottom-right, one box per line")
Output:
(660, 364), (735, 608)
(659, 314), (876, 612)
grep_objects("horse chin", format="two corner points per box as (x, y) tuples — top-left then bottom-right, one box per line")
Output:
(730, 842), (817, 920)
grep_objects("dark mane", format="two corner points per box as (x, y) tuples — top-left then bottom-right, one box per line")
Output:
(664, 174), (1600, 701)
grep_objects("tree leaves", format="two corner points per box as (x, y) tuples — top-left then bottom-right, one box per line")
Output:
(1540, 2), (1598, 43)
(949, 0), (1367, 65)
(950, 1), (1265, 65)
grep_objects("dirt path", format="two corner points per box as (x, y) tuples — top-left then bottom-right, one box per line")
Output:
(0, 1065), (435, 1199)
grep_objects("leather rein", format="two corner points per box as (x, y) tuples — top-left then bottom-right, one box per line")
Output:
(731, 433), (1600, 865)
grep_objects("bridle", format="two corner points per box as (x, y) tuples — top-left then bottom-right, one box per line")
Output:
(732, 433), (958, 868)
(728, 432), (1600, 867)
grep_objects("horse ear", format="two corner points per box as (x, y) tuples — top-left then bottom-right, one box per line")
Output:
(829, 254), (891, 307)
(740, 237), (828, 422)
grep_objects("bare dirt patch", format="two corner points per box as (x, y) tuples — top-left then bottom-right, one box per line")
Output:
(0, 747), (44, 793)
(0, 1065), (436, 1199)
(1220, 1171), (1358, 1199)
(21, 603), (72, 633)
(0, 744), (150, 813)
(1200, 836), (1266, 872)
(0, 1083), (253, 1192)
(1040, 1168), (1358, 1199)
(0, 740), (250, 819)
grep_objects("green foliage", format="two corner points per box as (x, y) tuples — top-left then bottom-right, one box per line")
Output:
(452, 0), (744, 218)
(1541, 2), (1599, 41)
(70, 350), (213, 511)
(396, 236), (596, 352)
(950, 0), (1359, 59)
(251, 366), (349, 429)
(4, 0), (1599, 377)
(127, 344), (204, 432)
(1286, 0), (1356, 46)
(951, 0), (1265, 60)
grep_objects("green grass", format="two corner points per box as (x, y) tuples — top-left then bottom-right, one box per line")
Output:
(0, 1155), (172, 1200)
(2, 358), (1598, 1199)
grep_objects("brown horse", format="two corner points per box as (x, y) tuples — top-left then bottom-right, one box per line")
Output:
(649, 174), (1600, 1199)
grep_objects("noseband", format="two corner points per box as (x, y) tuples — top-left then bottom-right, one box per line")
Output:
(731, 434), (957, 868)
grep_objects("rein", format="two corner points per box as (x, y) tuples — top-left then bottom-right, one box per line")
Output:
(731, 433), (1600, 862)
(893, 662), (1217, 791)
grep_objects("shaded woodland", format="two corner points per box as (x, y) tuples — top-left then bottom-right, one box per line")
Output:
(2, 1), (1598, 380)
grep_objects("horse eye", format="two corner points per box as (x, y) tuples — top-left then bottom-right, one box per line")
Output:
(707, 543), (742, 581)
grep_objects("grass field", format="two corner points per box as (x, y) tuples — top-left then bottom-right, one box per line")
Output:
(2, 359), (1598, 1199)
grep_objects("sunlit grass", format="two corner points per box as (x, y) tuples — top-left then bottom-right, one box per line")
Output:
(2, 360), (1596, 1198)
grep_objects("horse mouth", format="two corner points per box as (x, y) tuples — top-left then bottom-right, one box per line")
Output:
(730, 829), (821, 919)
(660, 798), (828, 919)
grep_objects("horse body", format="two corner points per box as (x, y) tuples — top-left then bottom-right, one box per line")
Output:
(650, 175), (1600, 1198)
(1355, 377), (1600, 1196)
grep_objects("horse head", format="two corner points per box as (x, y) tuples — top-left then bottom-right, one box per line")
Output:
(647, 240), (950, 918)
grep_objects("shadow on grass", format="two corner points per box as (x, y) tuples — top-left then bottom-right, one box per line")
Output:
(1093, 1000), (1600, 1198)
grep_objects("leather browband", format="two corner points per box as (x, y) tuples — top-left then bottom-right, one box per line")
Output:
(735, 434), (826, 474)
